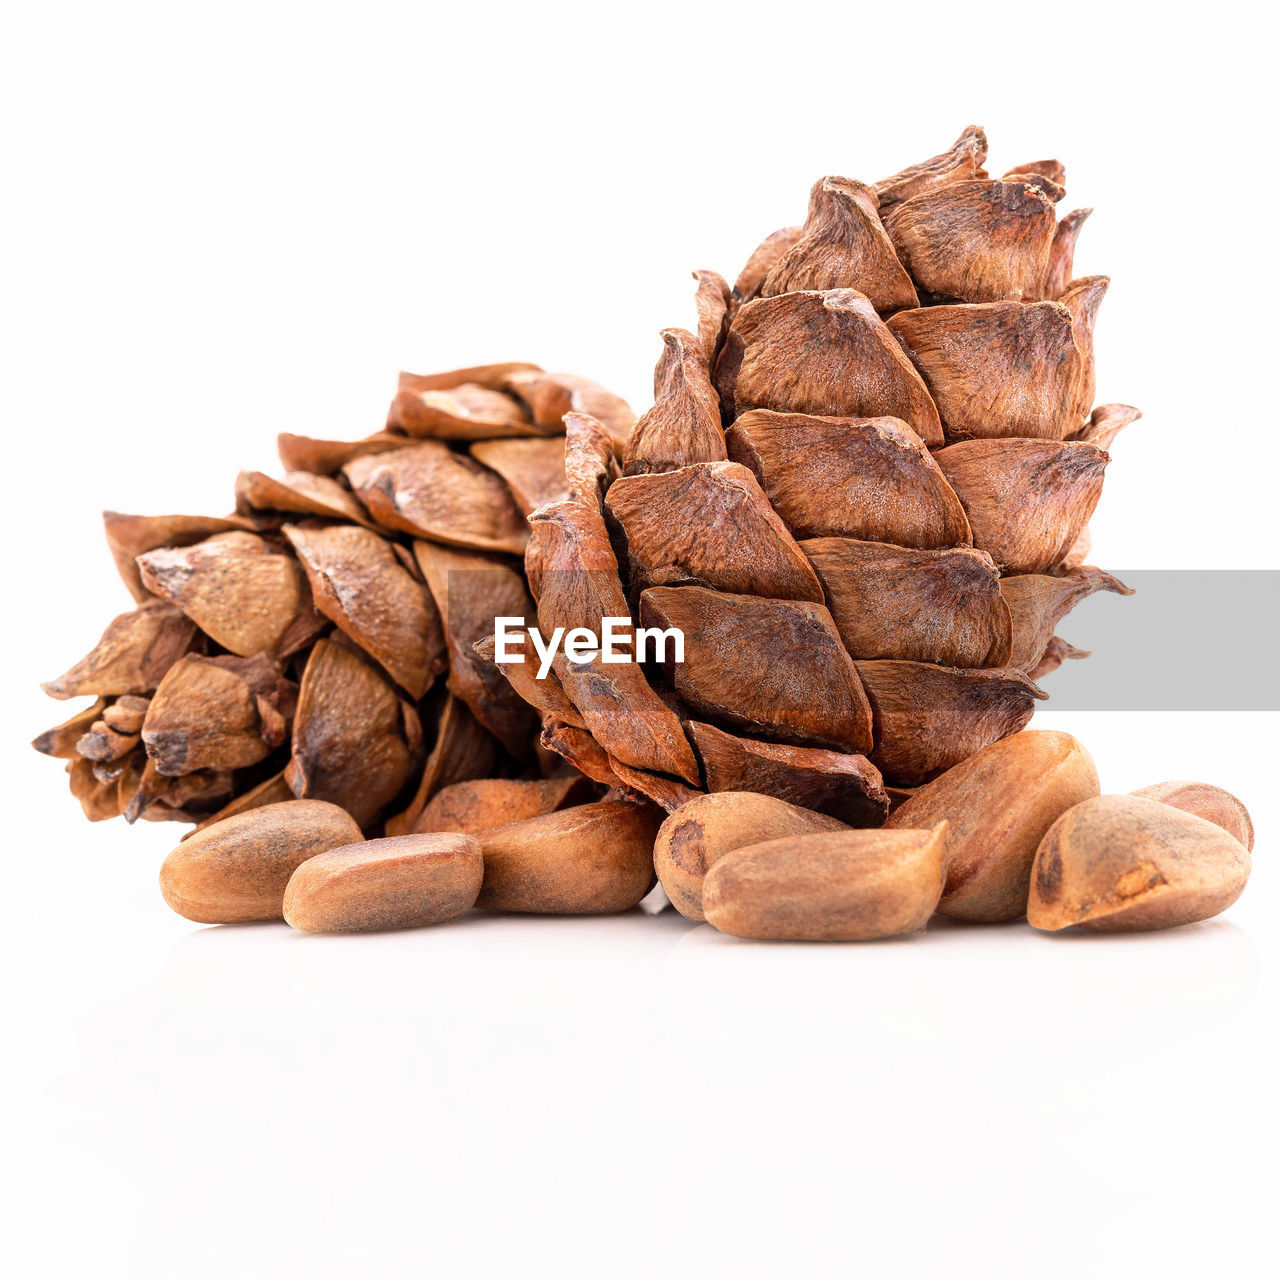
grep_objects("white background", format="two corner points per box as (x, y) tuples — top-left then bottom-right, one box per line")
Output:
(3, 3), (1277, 1277)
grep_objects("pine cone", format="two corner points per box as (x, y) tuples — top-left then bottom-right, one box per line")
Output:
(497, 127), (1136, 811)
(33, 365), (634, 831)
(34, 126), (1137, 840)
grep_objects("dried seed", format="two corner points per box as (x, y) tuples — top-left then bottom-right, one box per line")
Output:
(276, 430), (412, 475)
(654, 791), (848, 921)
(1130, 782), (1254, 852)
(886, 730), (1099, 922)
(640, 585), (874, 754)
(103, 511), (251, 601)
(158, 799), (362, 923)
(563, 411), (619, 513)
(854, 660), (1046, 786)
(622, 328), (726, 476)
(732, 225), (803, 305)
(137, 531), (321, 658)
(1028, 795), (1251, 933)
(692, 269), (732, 369)
(413, 540), (539, 757)
(235, 469), (373, 527)
(387, 382), (537, 440)
(888, 301), (1084, 440)
(1044, 208), (1091, 301)
(344, 442), (529, 555)
(282, 833), (484, 933)
(416, 776), (594, 836)
(469, 437), (568, 515)
(501, 369), (636, 450)
(1000, 566), (1132, 673)
(32, 698), (106, 758)
(702, 823), (949, 941)
(142, 653), (295, 776)
(715, 289), (943, 443)
(42, 602), (197, 700)
(606, 461), (824, 602)
(688, 721), (889, 828)
(873, 125), (989, 212)
(527, 502), (700, 783)
(286, 638), (414, 828)
(762, 176), (918, 313)
(384, 694), (499, 837)
(802, 538), (1011, 666)
(933, 439), (1109, 574)
(885, 180), (1057, 303)
(727, 410), (970, 547)
(285, 522), (445, 698)
(476, 798), (662, 914)
(1072, 402), (1141, 451)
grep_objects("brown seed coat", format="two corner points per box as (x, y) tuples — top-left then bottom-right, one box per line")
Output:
(1130, 781), (1254, 852)
(283, 833), (484, 933)
(415, 776), (595, 836)
(159, 799), (363, 924)
(1028, 795), (1251, 932)
(702, 823), (949, 941)
(887, 730), (1099, 921)
(476, 799), (662, 914)
(654, 791), (849, 922)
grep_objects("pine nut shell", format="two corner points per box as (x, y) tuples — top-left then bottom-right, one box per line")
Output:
(1028, 795), (1251, 933)
(159, 799), (363, 923)
(703, 822), (949, 941)
(283, 833), (483, 933)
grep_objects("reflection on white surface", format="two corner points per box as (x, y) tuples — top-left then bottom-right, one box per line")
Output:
(10, 712), (1276, 1279)
(36, 905), (1264, 1279)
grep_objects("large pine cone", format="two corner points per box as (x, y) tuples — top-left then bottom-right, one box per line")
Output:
(34, 127), (1137, 836)
(501, 127), (1136, 814)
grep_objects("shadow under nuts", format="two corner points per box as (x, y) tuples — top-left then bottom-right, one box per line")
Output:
(702, 823), (949, 942)
(476, 798), (663, 914)
(283, 833), (483, 933)
(654, 791), (849, 922)
(1028, 795), (1252, 933)
(159, 799), (363, 923)
(887, 730), (1098, 922)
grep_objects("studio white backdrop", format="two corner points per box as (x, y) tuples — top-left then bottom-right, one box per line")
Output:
(3, 3), (1276, 1277)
